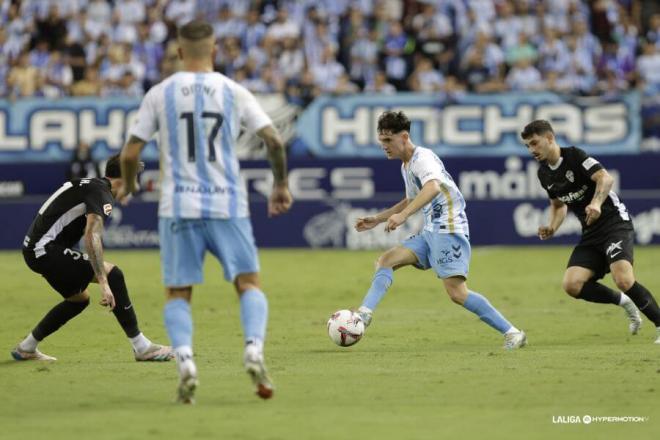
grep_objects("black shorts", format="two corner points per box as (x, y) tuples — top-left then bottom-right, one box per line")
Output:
(23, 244), (95, 298)
(567, 225), (634, 280)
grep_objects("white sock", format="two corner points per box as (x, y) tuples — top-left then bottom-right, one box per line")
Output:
(174, 346), (196, 377)
(19, 333), (39, 352)
(619, 292), (632, 306)
(130, 333), (152, 354)
(245, 338), (264, 353)
(504, 326), (521, 335)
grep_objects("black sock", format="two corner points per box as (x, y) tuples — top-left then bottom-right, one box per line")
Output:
(108, 267), (140, 338)
(32, 299), (89, 341)
(576, 280), (622, 305)
(624, 282), (660, 326)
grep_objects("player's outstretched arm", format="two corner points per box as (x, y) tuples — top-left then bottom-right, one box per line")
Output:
(585, 169), (614, 226)
(355, 197), (410, 232)
(84, 213), (115, 310)
(385, 180), (441, 232)
(538, 198), (567, 240)
(118, 135), (147, 203)
(257, 125), (293, 217)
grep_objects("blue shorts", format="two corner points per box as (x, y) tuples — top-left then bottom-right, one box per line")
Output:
(158, 217), (260, 287)
(402, 231), (471, 279)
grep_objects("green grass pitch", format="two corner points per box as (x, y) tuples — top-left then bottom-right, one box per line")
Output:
(0, 247), (658, 440)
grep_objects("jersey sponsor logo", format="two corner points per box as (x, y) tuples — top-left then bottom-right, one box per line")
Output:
(556, 185), (589, 203)
(582, 157), (599, 170)
(565, 170), (574, 183)
(606, 240), (623, 258)
(103, 204), (112, 216)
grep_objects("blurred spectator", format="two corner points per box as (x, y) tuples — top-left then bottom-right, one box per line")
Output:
(165, 0), (195, 27)
(409, 57), (444, 92)
(538, 29), (570, 74)
(87, 0), (112, 26)
(214, 6), (246, 41)
(7, 51), (41, 98)
(310, 46), (346, 93)
(266, 7), (300, 42)
(67, 141), (100, 181)
(637, 41), (660, 94)
(505, 32), (538, 66)
(242, 8), (267, 51)
(364, 70), (397, 94)
(34, 4), (67, 50)
(506, 58), (543, 91)
(70, 66), (103, 96)
(383, 20), (410, 89)
(278, 38), (305, 80)
(133, 22), (165, 90)
(596, 40), (635, 87)
(495, 1), (524, 50)
(645, 14), (660, 48)
(29, 39), (50, 69)
(42, 50), (73, 98)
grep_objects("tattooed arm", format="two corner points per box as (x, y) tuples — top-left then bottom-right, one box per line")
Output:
(585, 169), (615, 226)
(119, 135), (147, 197)
(256, 125), (293, 216)
(84, 213), (115, 309)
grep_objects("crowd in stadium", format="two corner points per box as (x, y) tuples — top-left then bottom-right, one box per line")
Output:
(0, 0), (658, 103)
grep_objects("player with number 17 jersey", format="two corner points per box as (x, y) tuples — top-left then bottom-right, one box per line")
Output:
(130, 71), (271, 219)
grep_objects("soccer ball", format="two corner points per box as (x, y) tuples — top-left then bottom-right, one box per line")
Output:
(327, 309), (365, 347)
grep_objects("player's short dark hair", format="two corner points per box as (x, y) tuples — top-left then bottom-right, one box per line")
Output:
(105, 154), (121, 178)
(178, 20), (214, 41)
(377, 111), (411, 134)
(521, 120), (554, 140)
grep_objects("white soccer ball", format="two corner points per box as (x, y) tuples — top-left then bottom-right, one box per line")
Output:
(327, 309), (365, 347)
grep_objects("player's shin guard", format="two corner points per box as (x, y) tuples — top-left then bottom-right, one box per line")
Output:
(361, 268), (393, 311)
(240, 289), (268, 346)
(32, 299), (90, 341)
(164, 298), (193, 348)
(577, 280), (621, 304)
(463, 291), (513, 334)
(108, 267), (140, 338)
(624, 282), (660, 326)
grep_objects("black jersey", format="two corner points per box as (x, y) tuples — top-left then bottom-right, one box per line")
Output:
(23, 178), (114, 258)
(537, 147), (631, 239)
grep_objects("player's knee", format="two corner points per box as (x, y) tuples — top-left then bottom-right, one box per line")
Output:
(613, 274), (635, 292)
(447, 289), (465, 305)
(66, 293), (90, 309)
(562, 278), (583, 297)
(234, 274), (260, 294)
(376, 253), (395, 269)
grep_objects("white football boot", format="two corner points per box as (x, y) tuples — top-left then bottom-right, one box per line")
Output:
(504, 330), (527, 350)
(620, 299), (642, 335)
(355, 306), (373, 328)
(244, 343), (274, 399)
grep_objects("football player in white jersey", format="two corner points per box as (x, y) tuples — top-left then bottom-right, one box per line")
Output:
(119, 20), (292, 404)
(353, 111), (526, 349)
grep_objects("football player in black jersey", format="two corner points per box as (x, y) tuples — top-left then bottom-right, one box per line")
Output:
(12, 155), (175, 361)
(521, 120), (660, 344)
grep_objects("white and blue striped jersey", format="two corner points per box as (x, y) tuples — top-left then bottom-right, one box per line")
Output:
(130, 71), (272, 219)
(402, 147), (469, 235)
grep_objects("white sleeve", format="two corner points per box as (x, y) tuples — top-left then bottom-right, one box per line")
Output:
(410, 150), (446, 187)
(235, 84), (272, 134)
(129, 87), (158, 141)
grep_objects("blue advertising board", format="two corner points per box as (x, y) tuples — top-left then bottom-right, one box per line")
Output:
(0, 92), (642, 163)
(1, 155), (658, 249)
(296, 92), (641, 157)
